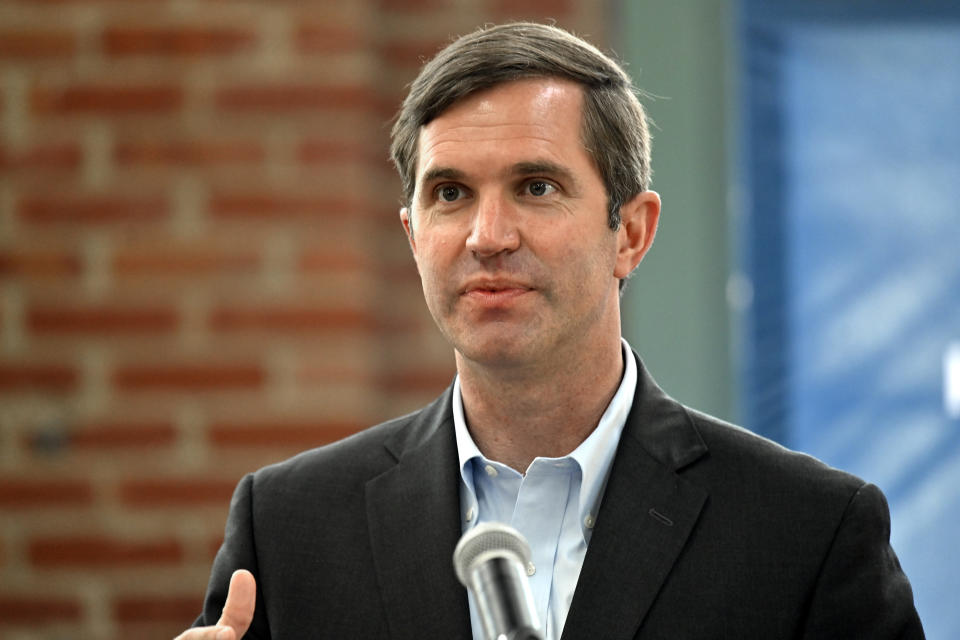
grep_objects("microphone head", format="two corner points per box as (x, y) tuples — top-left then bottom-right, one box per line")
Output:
(453, 522), (532, 586)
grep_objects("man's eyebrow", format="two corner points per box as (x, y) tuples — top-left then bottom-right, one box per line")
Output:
(512, 161), (581, 191)
(512, 161), (567, 176)
(419, 167), (465, 185)
(418, 162), (581, 191)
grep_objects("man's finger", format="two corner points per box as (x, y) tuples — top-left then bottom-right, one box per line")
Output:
(174, 625), (238, 640)
(216, 569), (257, 634)
(172, 570), (256, 640)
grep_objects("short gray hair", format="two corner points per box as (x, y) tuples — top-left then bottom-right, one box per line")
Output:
(390, 22), (652, 230)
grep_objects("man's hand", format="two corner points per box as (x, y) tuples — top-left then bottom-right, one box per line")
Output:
(175, 569), (256, 640)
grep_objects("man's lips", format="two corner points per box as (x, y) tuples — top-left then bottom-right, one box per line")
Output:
(460, 280), (534, 303)
(461, 279), (533, 294)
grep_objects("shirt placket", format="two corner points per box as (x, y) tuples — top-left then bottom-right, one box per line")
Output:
(511, 459), (575, 636)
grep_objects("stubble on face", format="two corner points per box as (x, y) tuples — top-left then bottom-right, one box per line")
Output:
(405, 78), (622, 374)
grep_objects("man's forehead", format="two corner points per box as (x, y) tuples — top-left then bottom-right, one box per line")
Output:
(420, 76), (583, 127)
(467, 79), (575, 114)
(413, 78), (587, 179)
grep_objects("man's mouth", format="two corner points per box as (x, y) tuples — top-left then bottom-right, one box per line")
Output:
(462, 279), (533, 295)
(461, 279), (534, 305)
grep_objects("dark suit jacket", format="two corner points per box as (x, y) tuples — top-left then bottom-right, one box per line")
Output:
(197, 354), (923, 638)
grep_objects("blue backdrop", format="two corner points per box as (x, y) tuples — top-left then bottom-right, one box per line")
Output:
(739, 2), (960, 637)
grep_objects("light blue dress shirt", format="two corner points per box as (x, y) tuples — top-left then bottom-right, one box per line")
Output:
(454, 338), (638, 640)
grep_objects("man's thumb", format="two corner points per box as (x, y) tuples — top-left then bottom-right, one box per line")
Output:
(216, 569), (256, 636)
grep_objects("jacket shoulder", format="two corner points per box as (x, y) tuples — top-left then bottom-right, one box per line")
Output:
(249, 386), (453, 497)
(249, 412), (410, 494)
(683, 406), (867, 512)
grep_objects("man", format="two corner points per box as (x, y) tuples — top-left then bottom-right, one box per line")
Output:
(179, 23), (923, 639)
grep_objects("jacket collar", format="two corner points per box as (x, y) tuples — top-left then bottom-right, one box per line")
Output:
(366, 351), (710, 640)
(561, 353), (709, 639)
(365, 388), (472, 639)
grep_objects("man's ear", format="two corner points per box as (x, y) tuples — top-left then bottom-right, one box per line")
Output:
(400, 207), (417, 254)
(613, 191), (661, 279)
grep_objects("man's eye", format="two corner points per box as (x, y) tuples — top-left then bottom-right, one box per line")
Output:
(437, 185), (464, 202)
(525, 181), (556, 197)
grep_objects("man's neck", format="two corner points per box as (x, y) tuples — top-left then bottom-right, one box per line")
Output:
(455, 336), (625, 473)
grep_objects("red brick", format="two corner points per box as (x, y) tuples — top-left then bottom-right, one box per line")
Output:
(378, 38), (449, 68)
(382, 263), (420, 285)
(0, 596), (82, 623)
(27, 306), (179, 334)
(294, 24), (366, 54)
(297, 361), (370, 386)
(296, 140), (378, 165)
(215, 84), (375, 112)
(361, 308), (419, 333)
(18, 194), (169, 224)
(103, 26), (256, 56)
(0, 30), (76, 58)
(25, 421), (177, 453)
(70, 421), (177, 449)
(29, 535), (182, 567)
(120, 478), (236, 506)
(208, 192), (368, 219)
(0, 250), (82, 278)
(113, 364), (264, 391)
(0, 478), (93, 507)
(0, 364), (79, 391)
(114, 139), (265, 166)
(31, 85), (183, 114)
(209, 306), (377, 332)
(297, 249), (369, 273)
(208, 420), (362, 448)
(375, 93), (406, 120)
(114, 595), (203, 622)
(0, 142), (82, 171)
(378, 367), (454, 393)
(113, 247), (260, 276)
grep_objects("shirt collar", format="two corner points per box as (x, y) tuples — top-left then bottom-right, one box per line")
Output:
(453, 338), (638, 535)
(569, 338), (637, 531)
(453, 375), (483, 505)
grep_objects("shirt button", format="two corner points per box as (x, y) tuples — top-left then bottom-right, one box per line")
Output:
(466, 507), (475, 522)
(526, 562), (536, 576)
(584, 514), (596, 529)
(484, 464), (498, 477)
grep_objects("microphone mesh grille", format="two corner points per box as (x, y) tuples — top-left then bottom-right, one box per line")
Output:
(452, 522), (532, 585)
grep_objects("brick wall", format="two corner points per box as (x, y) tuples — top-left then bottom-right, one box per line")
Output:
(0, 1), (610, 638)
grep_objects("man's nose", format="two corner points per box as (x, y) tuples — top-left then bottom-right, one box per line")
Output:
(465, 193), (521, 258)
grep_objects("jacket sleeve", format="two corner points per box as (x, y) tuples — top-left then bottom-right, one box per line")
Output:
(194, 473), (271, 639)
(801, 482), (924, 639)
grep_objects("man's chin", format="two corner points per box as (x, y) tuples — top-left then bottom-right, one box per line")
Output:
(452, 336), (538, 370)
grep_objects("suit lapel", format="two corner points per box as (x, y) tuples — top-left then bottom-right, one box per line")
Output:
(363, 356), (709, 640)
(562, 355), (709, 640)
(365, 389), (472, 640)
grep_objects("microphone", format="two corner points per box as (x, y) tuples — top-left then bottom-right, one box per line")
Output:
(453, 522), (544, 640)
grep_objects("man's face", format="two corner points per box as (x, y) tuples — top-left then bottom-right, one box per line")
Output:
(401, 78), (643, 369)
